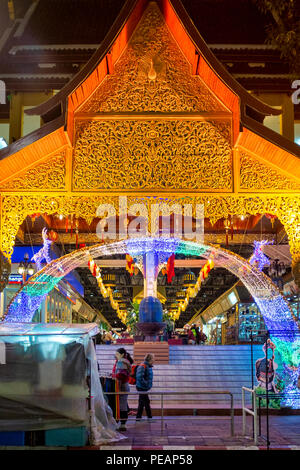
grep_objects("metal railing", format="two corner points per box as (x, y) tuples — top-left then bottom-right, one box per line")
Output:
(103, 390), (235, 436)
(257, 393), (300, 450)
(242, 387), (258, 444)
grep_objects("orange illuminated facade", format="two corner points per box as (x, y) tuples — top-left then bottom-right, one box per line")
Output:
(0, 0), (299, 285)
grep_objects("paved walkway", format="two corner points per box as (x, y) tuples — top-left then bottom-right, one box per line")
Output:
(0, 416), (299, 450)
(73, 415), (300, 450)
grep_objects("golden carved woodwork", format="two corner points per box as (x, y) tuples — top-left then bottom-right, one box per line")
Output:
(0, 153), (66, 191)
(80, 3), (226, 114)
(73, 119), (232, 191)
(239, 152), (300, 191)
(1, 194), (300, 265)
(22, 232), (275, 246)
(0, 1), (300, 292)
(0, 250), (11, 293)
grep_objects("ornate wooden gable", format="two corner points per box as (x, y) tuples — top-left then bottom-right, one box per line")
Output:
(0, 0), (300, 270)
(72, 2), (232, 192)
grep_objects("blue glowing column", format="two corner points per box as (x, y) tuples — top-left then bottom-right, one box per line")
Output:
(143, 251), (159, 298)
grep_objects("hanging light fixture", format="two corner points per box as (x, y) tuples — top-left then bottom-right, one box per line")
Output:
(176, 290), (186, 300)
(102, 273), (116, 289)
(224, 218), (230, 246)
(118, 302), (127, 311)
(182, 270), (196, 289)
(113, 288), (122, 300)
(18, 253), (34, 279)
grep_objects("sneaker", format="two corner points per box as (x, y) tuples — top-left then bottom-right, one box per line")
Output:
(147, 417), (154, 422)
(135, 418), (143, 422)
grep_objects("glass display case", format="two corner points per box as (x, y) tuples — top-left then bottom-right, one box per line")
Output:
(288, 296), (300, 322)
(238, 302), (266, 343)
(222, 302), (266, 344)
(207, 315), (224, 344)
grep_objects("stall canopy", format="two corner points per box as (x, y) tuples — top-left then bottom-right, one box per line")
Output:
(0, 322), (99, 336)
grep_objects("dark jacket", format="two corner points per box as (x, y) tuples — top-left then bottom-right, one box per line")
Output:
(136, 361), (153, 391)
(112, 357), (131, 382)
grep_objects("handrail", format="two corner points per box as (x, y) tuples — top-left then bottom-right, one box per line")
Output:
(103, 389), (235, 436)
(242, 387), (258, 444)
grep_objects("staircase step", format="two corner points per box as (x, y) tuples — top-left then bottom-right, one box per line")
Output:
(96, 344), (276, 409)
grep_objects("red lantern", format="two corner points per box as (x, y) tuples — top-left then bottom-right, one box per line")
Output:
(48, 230), (58, 242)
(265, 214), (277, 228)
(30, 213), (40, 224)
(166, 254), (175, 283)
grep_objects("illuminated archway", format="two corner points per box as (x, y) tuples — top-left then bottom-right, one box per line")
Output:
(3, 237), (300, 407)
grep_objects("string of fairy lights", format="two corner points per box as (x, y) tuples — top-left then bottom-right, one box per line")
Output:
(87, 250), (215, 324)
(168, 259), (214, 321)
(87, 258), (128, 324)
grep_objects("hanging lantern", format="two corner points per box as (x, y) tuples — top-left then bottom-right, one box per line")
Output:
(75, 218), (79, 249)
(126, 254), (135, 276)
(224, 218), (230, 246)
(176, 290), (186, 300)
(102, 273), (116, 288)
(166, 254), (175, 283)
(30, 213), (40, 224)
(170, 302), (178, 309)
(265, 213), (277, 229)
(182, 270), (196, 289)
(48, 230), (58, 242)
(113, 288), (122, 300)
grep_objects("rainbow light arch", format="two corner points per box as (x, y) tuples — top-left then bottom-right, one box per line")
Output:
(3, 237), (300, 407)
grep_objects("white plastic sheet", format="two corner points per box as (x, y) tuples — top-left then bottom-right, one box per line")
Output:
(0, 323), (125, 444)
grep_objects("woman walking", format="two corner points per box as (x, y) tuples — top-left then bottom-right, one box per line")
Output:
(112, 347), (133, 431)
(136, 353), (155, 422)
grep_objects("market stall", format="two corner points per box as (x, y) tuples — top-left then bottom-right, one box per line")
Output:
(0, 322), (123, 446)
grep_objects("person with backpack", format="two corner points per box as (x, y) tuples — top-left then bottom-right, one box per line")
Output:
(187, 325), (196, 345)
(135, 353), (155, 422)
(198, 325), (207, 345)
(112, 347), (133, 431)
(190, 324), (199, 344)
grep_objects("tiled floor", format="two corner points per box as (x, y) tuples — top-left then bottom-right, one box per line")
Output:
(1, 416), (299, 450)
(83, 415), (300, 450)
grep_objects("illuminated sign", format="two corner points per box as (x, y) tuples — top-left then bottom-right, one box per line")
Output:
(8, 274), (23, 284)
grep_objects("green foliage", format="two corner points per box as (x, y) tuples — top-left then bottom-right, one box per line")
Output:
(163, 311), (174, 334)
(124, 301), (140, 335)
(255, 386), (282, 409)
(253, 0), (300, 74)
(274, 338), (300, 368)
(99, 321), (109, 332)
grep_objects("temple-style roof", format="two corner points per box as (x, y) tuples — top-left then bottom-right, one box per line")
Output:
(25, 0), (279, 120)
(0, 0), (299, 167)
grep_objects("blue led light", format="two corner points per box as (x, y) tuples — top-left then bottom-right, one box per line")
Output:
(2, 236), (300, 408)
